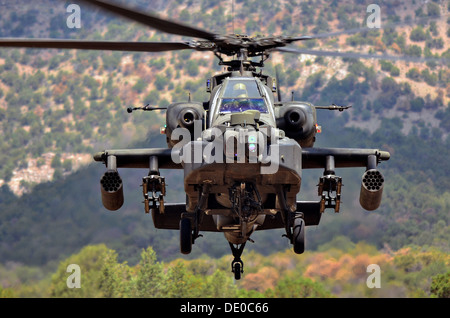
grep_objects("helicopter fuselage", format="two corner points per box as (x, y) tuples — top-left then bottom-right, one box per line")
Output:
(165, 71), (316, 244)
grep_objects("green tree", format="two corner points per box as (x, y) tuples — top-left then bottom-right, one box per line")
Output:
(410, 26), (427, 42)
(154, 75), (168, 90)
(51, 153), (62, 169)
(426, 2), (440, 17)
(206, 270), (237, 297)
(0, 285), (16, 298)
(62, 159), (72, 172)
(99, 249), (132, 297)
(406, 68), (421, 81)
(50, 245), (110, 297)
(134, 247), (165, 298)
(186, 60), (199, 77)
(132, 78), (146, 93)
(164, 261), (189, 298)
(431, 272), (450, 298)
(410, 97), (425, 112)
(266, 276), (332, 298)
(149, 57), (166, 70)
(405, 45), (422, 57)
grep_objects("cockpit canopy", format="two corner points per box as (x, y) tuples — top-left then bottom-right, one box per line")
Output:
(219, 78), (268, 114)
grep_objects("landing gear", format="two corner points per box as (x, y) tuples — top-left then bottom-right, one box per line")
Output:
(180, 217), (192, 254)
(229, 242), (246, 280)
(281, 211), (306, 255)
(232, 260), (243, 280)
(180, 212), (203, 254)
(224, 181), (264, 280)
(179, 183), (210, 255)
(278, 186), (306, 255)
(292, 216), (305, 254)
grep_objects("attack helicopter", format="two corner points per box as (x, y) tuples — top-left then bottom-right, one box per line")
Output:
(5, 0), (447, 279)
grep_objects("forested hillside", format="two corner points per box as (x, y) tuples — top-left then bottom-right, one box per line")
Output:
(1, 241), (449, 298)
(0, 0), (449, 298)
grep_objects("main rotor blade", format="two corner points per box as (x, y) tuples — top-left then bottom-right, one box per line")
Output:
(283, 36), (315, 43)
(276, 47), (449, 64)
(79, 0), (217, 41)
(0, 38), (194, 52)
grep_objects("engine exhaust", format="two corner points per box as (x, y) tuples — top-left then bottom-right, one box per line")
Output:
(100, 170), (124, 211)
(359, 169), (384, 211)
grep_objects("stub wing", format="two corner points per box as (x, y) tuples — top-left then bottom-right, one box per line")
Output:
(93, 147), (390, 170)
(301, 147), (390, 169)
(93, 148), (182, 169)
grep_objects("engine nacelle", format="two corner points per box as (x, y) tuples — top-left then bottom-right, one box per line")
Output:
(165, 102), (204, 148)
(359, 169), (384, 211)
(275, 102), (317, 147)
(100, 170), (124, 211)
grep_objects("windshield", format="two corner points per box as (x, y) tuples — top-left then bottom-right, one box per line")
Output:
(222, 80), (261, 98)
(219, 79), (268, 113)
(220, 98), (268, 113)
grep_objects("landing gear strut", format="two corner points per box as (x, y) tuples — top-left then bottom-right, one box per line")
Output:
(277, 186), (306, 255)
(179, 211), (204, 255)
(229, 242), (246, 280)
(179, 182), (210, 254)
(225, 181), (263, 280)
(280, 210), (305, 255)
(292, 215), (305, 254)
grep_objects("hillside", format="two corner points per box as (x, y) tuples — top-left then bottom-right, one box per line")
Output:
(0, 0), (449, 298)
(0, 0), (448, 195)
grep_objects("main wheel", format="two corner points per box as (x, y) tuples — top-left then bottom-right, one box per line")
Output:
(180, 217), (192, 254)
(293, 217), (305, 254)
(233, 262), (242, 280)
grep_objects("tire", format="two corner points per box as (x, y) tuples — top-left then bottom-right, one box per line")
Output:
(233, 262), (242, 280)
(293, 217), (305, 254)
(180, 217), (192, 254)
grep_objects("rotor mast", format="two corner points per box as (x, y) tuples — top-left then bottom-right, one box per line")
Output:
(216, 46), (269, 73)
